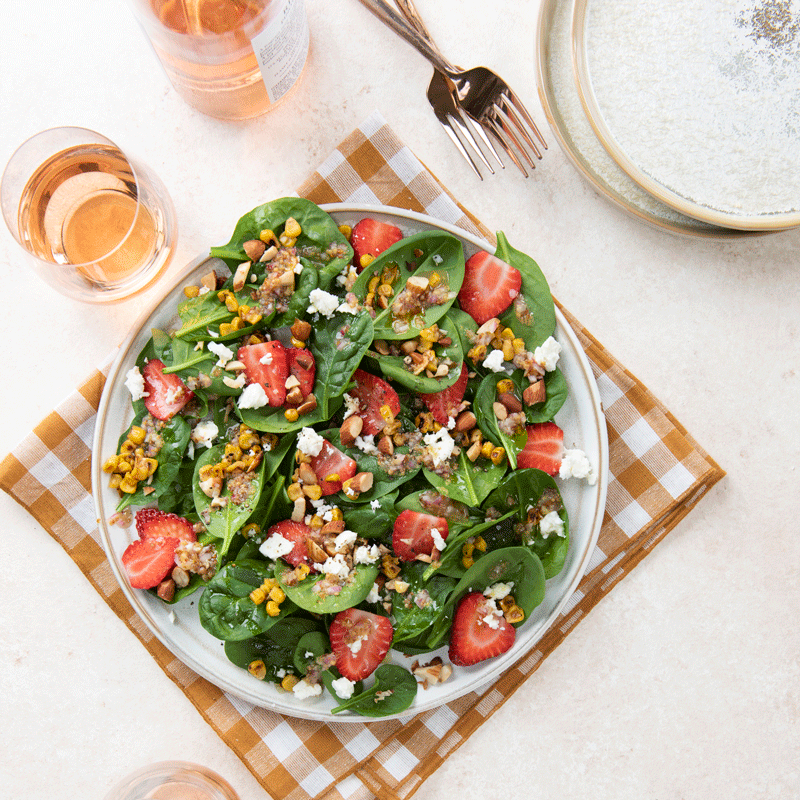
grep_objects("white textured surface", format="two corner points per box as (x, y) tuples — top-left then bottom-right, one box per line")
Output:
(0, 1), (798, 799)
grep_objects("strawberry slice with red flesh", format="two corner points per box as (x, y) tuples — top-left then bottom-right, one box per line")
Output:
(265, 519), (315, 568)
(349, 368), (401, 435)
(286, 347), (316, 398)
(448, 591), (516, 667)
(121, 537), (180, 590)
(392, 509), (449, 562)
(142, 359), (194, 421)
(350, 218), (403, 272)
(517, 421), (564, 475)
(308, 439), (357, 496)
(237, 340), (288, 407)
(135, 508), (196, 543)
(419, 362), (469, 426)
(457, 250), (522, 325)
(329, 608), (394, 681)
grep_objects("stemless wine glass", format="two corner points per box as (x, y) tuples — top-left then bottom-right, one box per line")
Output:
(103, 761), (240, 800)
(1, 126), (176, 303)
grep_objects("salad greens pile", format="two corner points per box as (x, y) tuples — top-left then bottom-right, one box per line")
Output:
(104, 198), (583, 718)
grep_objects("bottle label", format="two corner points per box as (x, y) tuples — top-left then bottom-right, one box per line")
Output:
(251, 0), (309, 104)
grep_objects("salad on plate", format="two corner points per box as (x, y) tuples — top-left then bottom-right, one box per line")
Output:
(101, 198), (597, 718)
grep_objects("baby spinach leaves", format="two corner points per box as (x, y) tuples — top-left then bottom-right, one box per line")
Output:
(331, 664), (417, 716)
(274, 562), (380, 615)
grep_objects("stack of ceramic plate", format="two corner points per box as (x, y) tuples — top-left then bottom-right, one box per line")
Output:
(536, 0), (800, 237)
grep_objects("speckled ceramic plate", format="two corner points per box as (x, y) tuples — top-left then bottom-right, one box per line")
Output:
(93, 204), (608, 722)
(572, 0), (800, 231)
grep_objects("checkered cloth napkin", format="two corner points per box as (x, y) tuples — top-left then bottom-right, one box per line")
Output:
(0, 112), (724, 800)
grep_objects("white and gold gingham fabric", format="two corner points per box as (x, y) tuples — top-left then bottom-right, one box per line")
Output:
(0, 113), (724, 800)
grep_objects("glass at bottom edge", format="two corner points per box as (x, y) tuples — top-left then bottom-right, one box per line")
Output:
(103, 761), (240, 800)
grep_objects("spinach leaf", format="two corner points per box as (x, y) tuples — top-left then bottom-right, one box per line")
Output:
(275, 561), (380, 614)
(331, 664), (417, 717)
(391, 562), (456, 647)
(334, 490), (398, 539)
(473, 373), (528, 469)
(526, 369), (568, 423)
(223, 616), (320, 680)
(495, 231), (555, 350)
(423, 450), (508, 507)
(199, 559), (298, 640)
(237, 396), (343, 434)
(293, 631), (362, 700)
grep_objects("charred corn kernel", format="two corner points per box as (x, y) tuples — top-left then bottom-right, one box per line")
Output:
(279, 233), (296, 248)
(131, 463), (150, 482)
(428, 271), (442, 288)
(261, 433), (280, 451)
(236, 303), (251, 319)
(225, 443), (243, 460)
(499, 595), (516, 612)
(324, 473), (340, 482)
(419, 325), (438, 342)
(247, 659), (267, 680)
(219, 322), (235, 336)
(474, 535), (487, 552)
(500, 326), (515, 340)
(303, 484), (323, 501)
(281, 674), (300, 692)
(249, 586), (267, 605)
(512, 337), (526, 354)
(294, 449), (311, 464)
(290, 337), (306, 349)
(242, 522), (261, 539)
(329, 507), (344, 522)
(142, 458), (158, 477)
(384, 419), (401, 436)
(433, 421), (442, 432)
(108, 473), (123, 489)
(242, 308), (263, 325)
(183, 285), (201, 298)
(368, 275), (380, 293)
(116, 459), (133, 474)
(268, 586), (285, 603)
(462, 542), (475, 560)
(338, 223), (352, 238)
(217, 289), (238, 312)
(119, 440), (136, 455)
(359, 254), (375, 269)
(381, 554), (401, 579)
(287, 482), (304, 501)
(380, 265), (397, 284)
(199, 464), (215, 481)
(259, 229), (277, 244)
(379, 404), (395, 422)
(226, 460), (246, 474)
(296, 564), (311, 580)
(481, 441), (495, 459)
(284, 217), (302, 238)
(284, 408), (299, 423)
(502, 340), (515, 362)
(462, 554), (475, 569)
(261, 578), (277, 592)
(504, 604), (525, 624)
(119, 475), (139, 494)
(490, 446), (506, 465)
(102, 455), (120, 473)
(364, 291), (375, 308)
(470, 428), (484, 444)
(265, 600), (281, 617)
(238, 430), (260, 449)
(128, 425), (146, 445)
(496, 378), (515, 394)
(377, 282), (394, 298)
(468, 344), (487, 362)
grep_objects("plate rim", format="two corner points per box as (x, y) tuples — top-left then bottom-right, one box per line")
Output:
(571, 0), (800, 232)
(92, 202), (609, 721)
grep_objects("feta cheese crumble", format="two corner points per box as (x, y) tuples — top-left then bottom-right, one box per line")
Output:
(259, 533), (295, 560)
(207, 341), (234, 367)
(296, 427), (325, 457)
(342, 392), (360, 419)
(292, 679), (323, 699)
(307, 288), (340, 318)
(482, 348), (507, 373)
(354, 434), (379, 455)
(191, 420), (219, 448)
(430, 527), (447, 552)
(124, 366), (148, 401)
(539, 510), (566, 539)
(334, 530), (358, 551)
(366, 582), (382, 603)
(354, 544), (381, 565)
(238, 382), (269, 410)
(484, 582), (514, 600)
(321, 553), (351, 579)
(423, 427), (456, 467)
(331, 676), (356, 699)
(559, 448), (597, 485)
(533, 336), (562, 371)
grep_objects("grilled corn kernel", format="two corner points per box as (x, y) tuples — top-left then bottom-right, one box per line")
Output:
(462, 554), (475, 569)
(128, 425), (146, 445)
(130, 463), (150, 482)
(238, 430), (260, 449)
(504, 604), (525, 624)
(338, 224), (352, 238)
(303, 484), (323, 501)
(480, 441), (494, 459)
(474, 535), (487, 552)
(501, 326), (515, 340)
(116, 459), (133, 474)
(364, 292), (375, 308)
(360, 254), (375, 269)
(499, 595), (516, 612)
(183, 285), (201, 298)
(381, 554), (401, 579)
(308, 514), (324, 529)
(281, 674), (299, 691)
(490, 446), (506, 465)
(119, 440), (136, 455)
(368, 275), (380, 293)
(284, 408), (299, 423)
(261, 433), (280, 451)
(102, 455), (120, 474)
(290, 337), (306, 349)
(225, 443), (243, 460)
(284, 217), (302, 238)
(296, 564), (311, 580)
(279, 233), (297, 248)
(242, 522), (261, 539)
(502, 340), (515, 362)
(198, 464), (215, 481)
(287, 482), (303, 502)
(468, 344), (487, 362)
(268, 586), (286, 604)
(496, 378), (515, 394)
(119, 475), (138, 494)
(428, 271), (441, 288)
(266, 600), (281, 617)
(247, 659), (267, 680)
(512, 337), (526, 354)
(249, 587), (267, 605)
(108, 473), (123, 489)
(379, 404), (395, 422)
(462, 541), (475, 557)
(259, 229), (277, 244)
(377, 282), (394, 298)
(324, 473), (340, 482)
(329, 507), (344, 522)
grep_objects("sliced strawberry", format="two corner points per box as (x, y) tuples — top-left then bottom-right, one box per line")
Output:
(350, 218), (403, 271)
(286, 347), (316, 399)
(349, 368), (401, 435)
(265, 519), (315, 568)
(419, 362), (469, 425)
(517, 421), (564, 475)
(458, 250), (522, 325)
(392, 509), (449, 562)
(448, 592), (516, 667)
(121, 537), (179, 589)
(135, 508), (196, 543)
(308, 439), (357, 496)
(237, 340), (288, 407)
(329, 608), (394, 681)
(142, 359), (194, 421)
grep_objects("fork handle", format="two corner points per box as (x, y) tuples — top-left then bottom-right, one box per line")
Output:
(356, 0), (454, 74)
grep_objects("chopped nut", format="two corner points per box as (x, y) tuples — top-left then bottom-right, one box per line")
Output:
(454, 410), (477, 432)
(200, 270), (218, 290)
(290, 318), (312, 341)
(493, 401), (508, 420)
(319, 519), (346, 535)
(232, 261), (251, 291)
(157, 579), (176, 602)
(343, 471), (374, 497)
(373, 340), (391, 355)
(498, 392), (523, 413)
(377, 435), (394, 455)
(243, 239), (265, 261)
(411, 657), (453, 689)
(298, 462), (319, 485)
(466, 440), (483, 462)
(291, 497), (307, 522)
(285, 374), (301, 390)
(523, 380), (546, 406)
(171, 566), (190, 588)
(285, 386), (304, 406)
(297, 394), (318, 416)
(306, 539), (329, 564)
(260, 245), (278, 262)
(340, 414), (363, 446)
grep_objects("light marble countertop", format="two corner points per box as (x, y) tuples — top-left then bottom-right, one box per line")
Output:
(1, 1), (798, 798)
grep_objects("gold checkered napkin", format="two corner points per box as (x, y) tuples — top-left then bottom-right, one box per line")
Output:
(0, 112), (724, 800)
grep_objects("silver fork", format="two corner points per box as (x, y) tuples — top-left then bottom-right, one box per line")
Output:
(358, 0), (547, 177)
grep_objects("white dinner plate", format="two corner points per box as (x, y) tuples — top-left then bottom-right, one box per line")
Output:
(92, 204), (609, 721)
(572, 0), (800, 231)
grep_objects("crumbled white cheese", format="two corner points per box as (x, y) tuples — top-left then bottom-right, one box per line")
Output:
(124, 366), (148, 401)
(238, 382), (269, 409)
(259, 351), (273, 365)
(293, 261), (304, 274)
(191, 420), (219, 448)
(334, 529), (358, 551)
(559, 448), (597, 485)
(534, 336), (562, 372)
(331, 676), (356, 700)
(354, 544), (381, 565)
(296, 427), (325, 457)
(366, 582), (382, 603)
(307, 288), (340, 318)
(354, 434), (379, 455)
(370, 499), (381, 510)
(482, 607), (503, 629)
(336, 301), (358, 315)
(292, 679), (323, 700)
(447, 416), (456, 430)
(432, 254), (443, 264)
(342, 392), (360, 419)
(259, 533), (295, 560)
(348, 636), (365, 655)
(484, 582), (514, 600)
(423, 427), (456, 467)
(430, 527), (447, 552)
(321, 553), (351, 579)
(482, 348), (507, 373)
(164, 386), (181, 404)
(207, 341), (234, 367)
(222, 373), (246, 389)
(539, 510), (566, 539)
